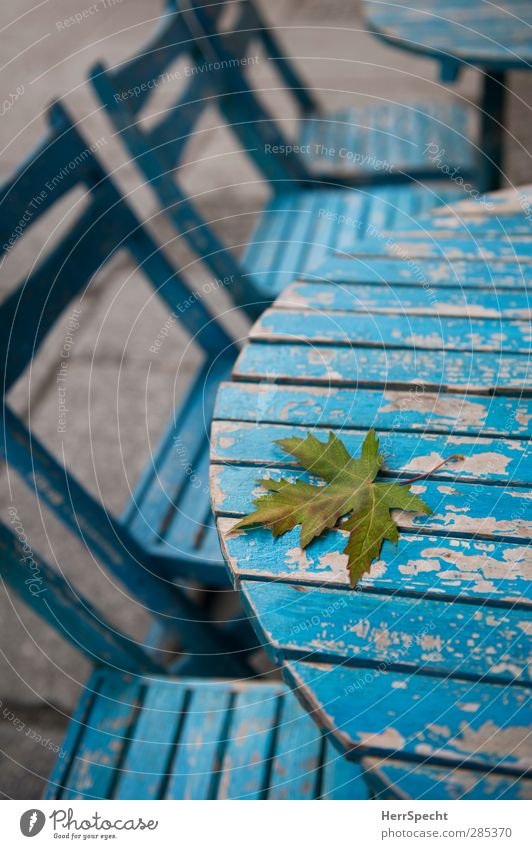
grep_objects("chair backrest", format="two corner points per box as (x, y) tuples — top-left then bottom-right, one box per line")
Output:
(95, 0), (315, 176)
(0, 102), (235, 653)
(0, 102), (233, 391)
(89, 0), (318, 315)
(0, 519), (161, 673)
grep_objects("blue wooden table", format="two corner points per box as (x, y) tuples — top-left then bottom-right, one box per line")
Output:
(210, 187), (532, 799)
(362, 0), (532, 190)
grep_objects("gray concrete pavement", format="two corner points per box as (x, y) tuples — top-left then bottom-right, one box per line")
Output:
(0, 0), (530, 799)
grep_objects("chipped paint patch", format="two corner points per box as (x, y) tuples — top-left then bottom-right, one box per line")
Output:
(405, 451), (512, 478)
(358, 728), (406, 750)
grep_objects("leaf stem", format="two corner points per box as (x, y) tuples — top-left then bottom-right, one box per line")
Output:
(399, 454), (465, 485)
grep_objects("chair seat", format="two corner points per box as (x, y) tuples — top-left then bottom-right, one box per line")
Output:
(299, 102), (477, 179)
(45, 673), (370, 800)
(243, 183), (466, 297)
(120, 357), (233, 586)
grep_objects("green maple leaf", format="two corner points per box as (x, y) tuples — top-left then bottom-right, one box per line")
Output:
(232, 429), (432, 588)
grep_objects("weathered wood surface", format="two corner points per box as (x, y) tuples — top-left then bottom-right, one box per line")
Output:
(299, 101), (476, 178)
(214, 382), (532, 437)
(219, 517), (531, 604)
(305, 256), (531, 290)
(241, 580), (532, 683)
(212, 422), (531, 485)
(364, 757), (532, 801)
(211, 465), (532, 542)
(277, 282), (532, 319)
(211, 193), (532, 793)
(252, 308), (531, 353)
(285, 660), (531, 774)
(363, 0), (532, 68)
(430, 185), (532, 218)
(243, 185), (465, 296)
(234, 342), (530, 393)
(368, 186), (532, 237)
(121, 356), (233, 582)
(339, 235), (532, 262)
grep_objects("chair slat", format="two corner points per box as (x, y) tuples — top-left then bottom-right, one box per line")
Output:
(166, 685), (231, 800)
(303, 102), (476, 180)
(217, 686), (281, 799)
(59, 676), (142, 800)
(267, 694), (322, 800)
(114, 682), (188, 799)
(123, 357), (232, 555)
(321, 743), (371, 799)
(45, 672), (103, 799)
(162, 439), (215, 554)
(48, 676), (379, 800)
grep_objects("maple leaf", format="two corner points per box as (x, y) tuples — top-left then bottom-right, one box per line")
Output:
(232, 429), (433, 588)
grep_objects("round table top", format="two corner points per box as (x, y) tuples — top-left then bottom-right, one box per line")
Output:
(210, 186), (532, 792)
(362, 0), (532, 71)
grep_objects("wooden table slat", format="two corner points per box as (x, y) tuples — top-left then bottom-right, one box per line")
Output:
(284, 660), (532, 775)
(241, 580), (532, 684)
(219, 518), (532, 606)
(234, 342), (531, 394)
(302, 257), (531, 290)
(278, 281), (532, 319)
(211, 465), (532, 543)
(338, 236), (532, 262)
(212, 422), (531, 486)
(252, 308), (531, 353)
(214, 382), (532, 438)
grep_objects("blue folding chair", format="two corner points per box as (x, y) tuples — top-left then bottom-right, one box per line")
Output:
(90, 0), (471, 306)
(0, 102), (258, 665)
(2, 524), (521, 800)
(177, 0), (479, 185)
(0, 521), (373, 799)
